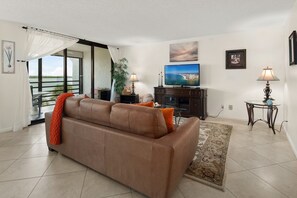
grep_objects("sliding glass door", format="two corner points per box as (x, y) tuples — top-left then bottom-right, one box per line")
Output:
(28, 53), (83, 121)
(28, 41), (110, 123)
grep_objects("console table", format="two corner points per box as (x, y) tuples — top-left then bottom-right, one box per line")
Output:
(154, 87), (207, 119)
(245, 100), (280, 134)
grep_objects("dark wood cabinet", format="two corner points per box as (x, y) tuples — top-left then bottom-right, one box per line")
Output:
(154, 87), (207, 119)
(120, 94), (139, 104)
(98, 90), (111, 101)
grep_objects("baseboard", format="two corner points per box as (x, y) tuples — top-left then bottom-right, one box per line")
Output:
(284, 127), (297, 158)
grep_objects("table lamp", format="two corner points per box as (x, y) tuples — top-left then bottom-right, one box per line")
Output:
(129, 73), (139, 95)
(257, 67), (279, 102)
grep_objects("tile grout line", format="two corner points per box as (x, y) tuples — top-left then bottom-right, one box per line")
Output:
(224, 186), (239, 198)
(0, 159), (17, 176)
(278, 161), (297, 177)
(177, 187), (186, 198)
(79, 168), (88, 198)
(227, 155), (278, 171)
(26, 152), (57, 198)
(226, 146), (288, 174)
(247, 167), (290, 198)
(103, 192), (133, 198)
(0, 175), (41, 184)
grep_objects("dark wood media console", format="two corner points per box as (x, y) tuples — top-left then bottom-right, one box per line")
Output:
(154, 87), (207, 120)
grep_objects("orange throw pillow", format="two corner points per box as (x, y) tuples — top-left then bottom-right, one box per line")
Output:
(160, 108), (174, 133)
(133, 102), (174, 132)
(134, 101), (154, 107)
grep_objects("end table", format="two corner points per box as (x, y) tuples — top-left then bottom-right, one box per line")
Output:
(120, 94), (139, 104)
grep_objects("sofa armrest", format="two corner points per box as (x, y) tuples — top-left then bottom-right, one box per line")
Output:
(45, 112), (60, 152)
(45, 112), (52, 147)
(155, 117), (200, 196)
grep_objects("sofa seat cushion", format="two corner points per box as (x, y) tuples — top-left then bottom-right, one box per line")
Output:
(110, 103), (168, 138)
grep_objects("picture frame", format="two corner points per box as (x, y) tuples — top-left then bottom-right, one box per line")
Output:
(2, 40), (15, 74)
(226, 49), (246, 69)
(170, 41), (198, 62)
(289, 30), (297, 66)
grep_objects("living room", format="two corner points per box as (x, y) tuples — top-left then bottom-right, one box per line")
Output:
(0, 0), (297, 198)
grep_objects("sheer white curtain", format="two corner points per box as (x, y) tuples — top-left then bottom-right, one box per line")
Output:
(108, 46), (122, 63)
(25, 29), (79, 60)
(12, 61), (32, 131)
(12, 29), (78, 131)
(108, 46), (122, 102)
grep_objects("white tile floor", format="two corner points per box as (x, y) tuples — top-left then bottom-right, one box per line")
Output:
(0, 118), (296, 198)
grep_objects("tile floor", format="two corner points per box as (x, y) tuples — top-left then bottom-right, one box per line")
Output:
(0, 118), (296, 198)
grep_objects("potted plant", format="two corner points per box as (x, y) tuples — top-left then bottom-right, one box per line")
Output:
(113, 58), (129, 95)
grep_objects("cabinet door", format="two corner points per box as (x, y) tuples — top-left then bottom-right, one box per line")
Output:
(164, 96), (177, 106)
(190, 98), (201, 117)
(155, 95), (163, 104)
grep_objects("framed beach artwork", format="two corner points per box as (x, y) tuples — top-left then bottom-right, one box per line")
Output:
(226, 49), (246, 69)
(2, 40), (15, 74)
(170, 41), (198, 62)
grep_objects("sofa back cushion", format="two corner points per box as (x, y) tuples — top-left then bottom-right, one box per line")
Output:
(110, 103), (168, 138)
(64, 97), (114, 127)
(79, 99), (115, 126)
(64, 96), (84, 119)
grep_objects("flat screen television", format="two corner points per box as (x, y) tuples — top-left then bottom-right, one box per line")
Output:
(164, 64), (200, 86)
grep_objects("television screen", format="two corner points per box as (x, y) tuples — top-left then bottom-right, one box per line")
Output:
(164, 64), (200, 86)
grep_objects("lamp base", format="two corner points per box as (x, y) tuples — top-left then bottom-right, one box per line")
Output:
(131, 82), (136, 95)
(263, 81), (273, 103)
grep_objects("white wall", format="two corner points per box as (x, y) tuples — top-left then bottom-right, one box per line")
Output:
(0, 20), (27, 132)
(284, 1), (297, 155)
(122, 26), (285, 124)
(94, 47), (112, 90)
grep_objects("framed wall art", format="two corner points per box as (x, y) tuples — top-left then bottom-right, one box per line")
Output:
(2, 40), (15, 74)
(170, 41), (198, 62)
(226, 49), (246, 69)
(289, 30), (297, 66)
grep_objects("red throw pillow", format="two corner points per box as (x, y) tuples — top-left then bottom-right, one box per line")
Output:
(160, 108), (174, 133)
(134, 101), (154, 107)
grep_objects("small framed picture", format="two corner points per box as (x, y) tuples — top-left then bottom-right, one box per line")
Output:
(289, 31), (297, 66)
(2, 40), (15, 74)
(226, 49), (246, 69)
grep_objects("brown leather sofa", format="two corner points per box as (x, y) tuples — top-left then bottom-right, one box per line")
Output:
(45, 97), (199, 198)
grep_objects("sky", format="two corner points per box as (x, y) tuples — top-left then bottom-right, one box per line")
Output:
(29, 56), (74, 77)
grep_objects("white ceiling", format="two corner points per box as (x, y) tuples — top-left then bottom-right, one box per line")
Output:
(0, 0), (295, 46)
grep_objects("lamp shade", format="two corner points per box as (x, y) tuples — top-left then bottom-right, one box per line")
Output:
(129, 73), (139, 82)
(257, 67), (279, 81)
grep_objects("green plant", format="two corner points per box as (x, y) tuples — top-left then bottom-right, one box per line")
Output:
(50, 85), (73, 102)
(113, 58), (129, 95)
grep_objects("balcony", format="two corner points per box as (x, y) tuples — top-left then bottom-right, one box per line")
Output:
(30, 79), (80, 121)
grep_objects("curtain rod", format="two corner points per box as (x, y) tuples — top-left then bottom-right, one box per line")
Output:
(22, 26), (78, 40)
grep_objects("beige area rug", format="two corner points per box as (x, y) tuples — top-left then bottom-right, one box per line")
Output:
(183, 120), (233, 191)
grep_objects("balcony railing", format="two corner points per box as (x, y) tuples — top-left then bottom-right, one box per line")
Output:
(30, 80), (80, 107)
